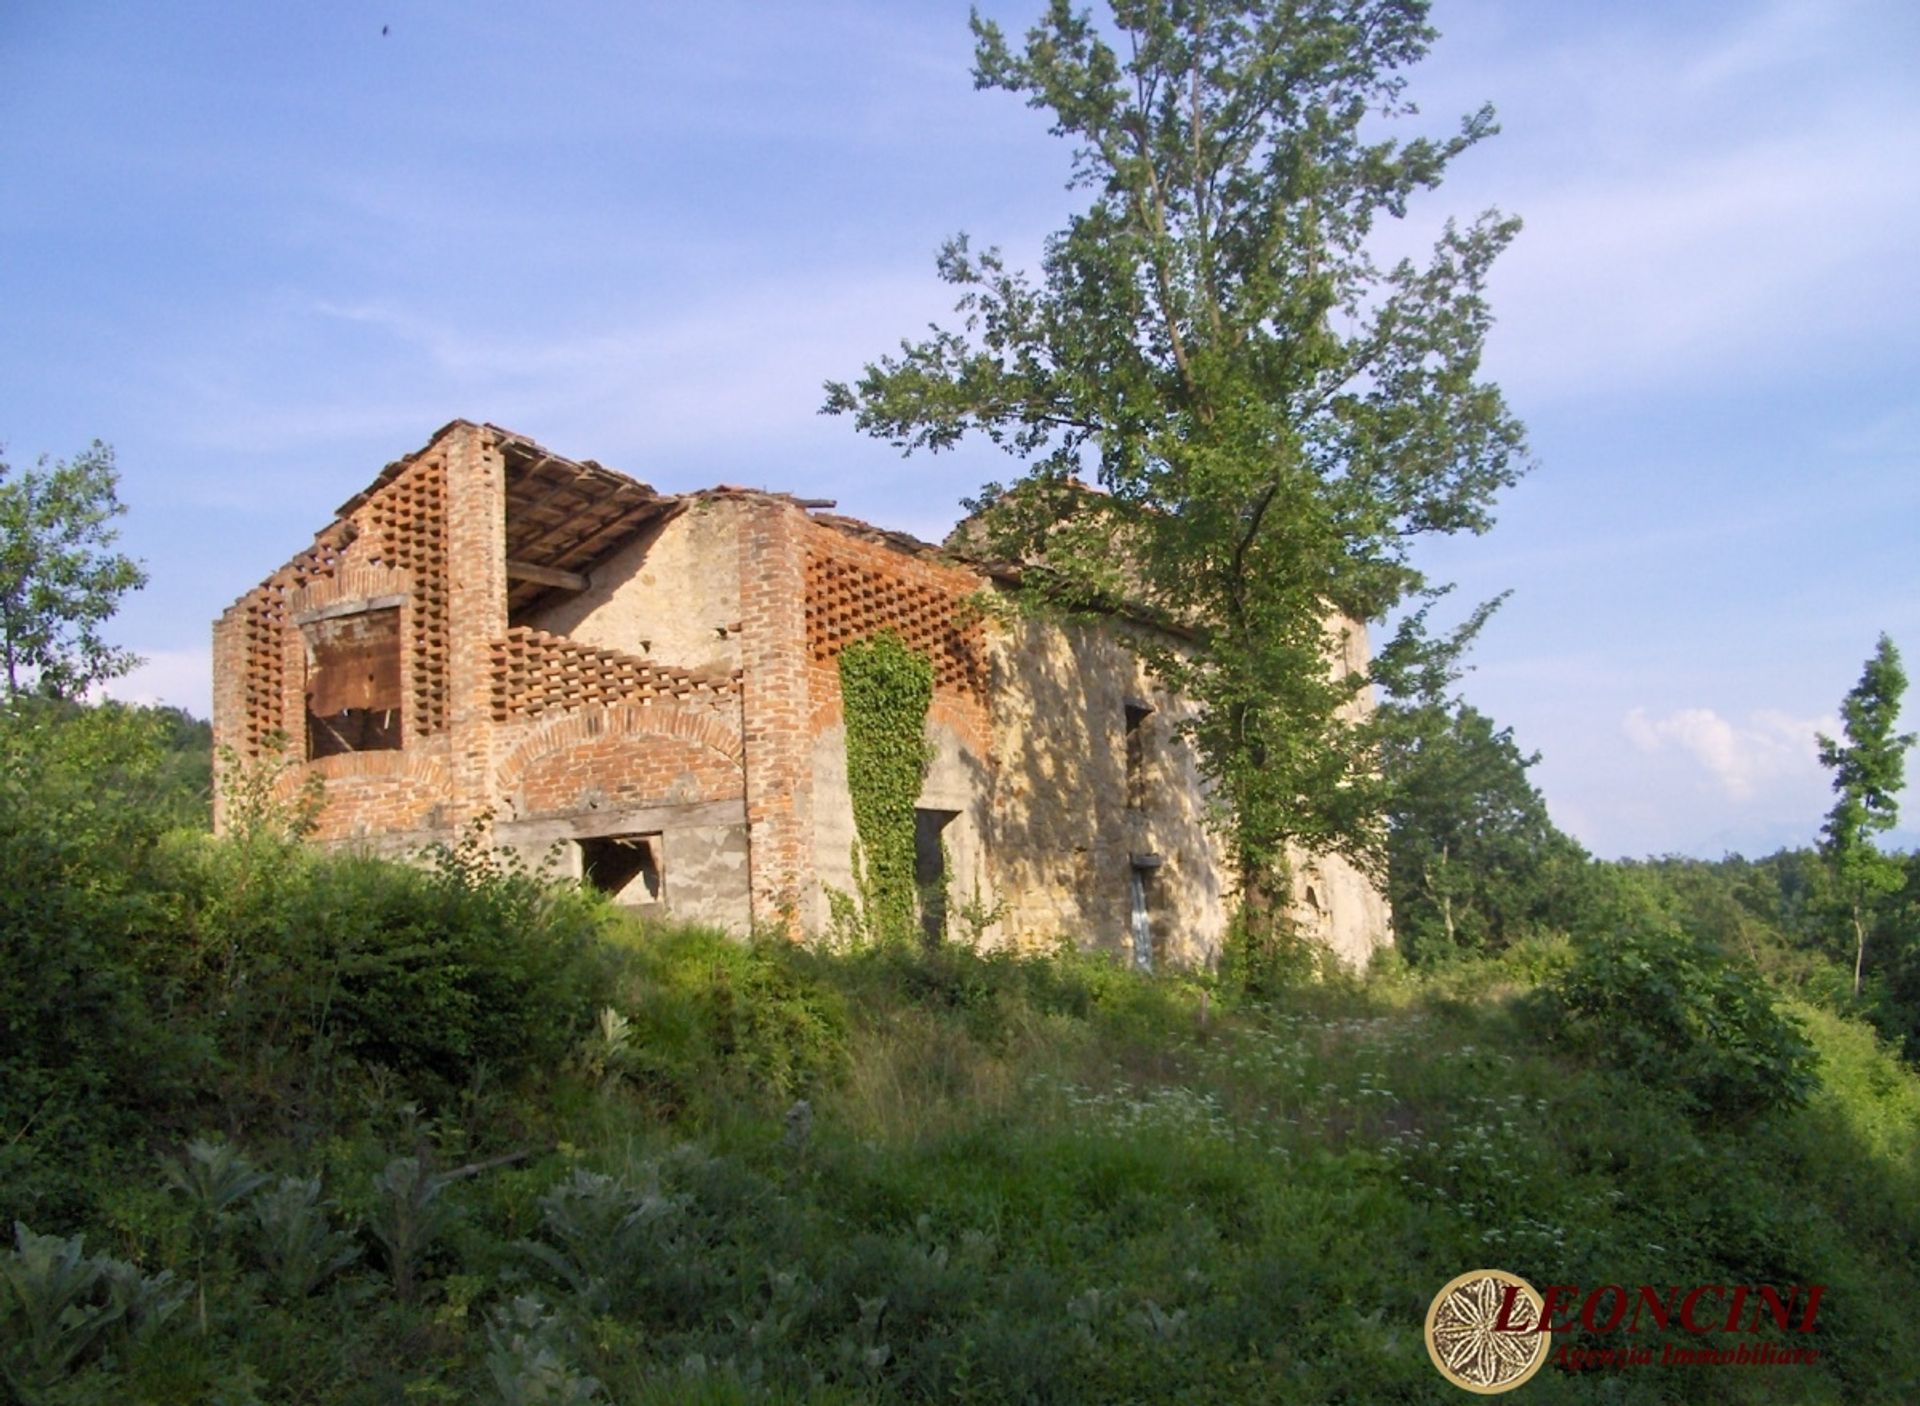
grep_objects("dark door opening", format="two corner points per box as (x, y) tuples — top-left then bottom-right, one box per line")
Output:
(914, 809), (959, 947)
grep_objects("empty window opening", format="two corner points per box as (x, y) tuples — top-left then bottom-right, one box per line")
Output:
(580, 833), (664, 905)
(1124, 701), (1153, 810)
(304, 607), (402, 759)
(914, 809), (959, 946)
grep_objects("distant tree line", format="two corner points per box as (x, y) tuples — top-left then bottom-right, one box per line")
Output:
(1375, 627), (1919, 1061)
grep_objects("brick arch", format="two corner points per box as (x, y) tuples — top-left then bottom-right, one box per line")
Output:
(496, 701), (745, 817)
(285, 564), (410, 618)
(272, 750), (453, 840)
(271, 749), (450, 795)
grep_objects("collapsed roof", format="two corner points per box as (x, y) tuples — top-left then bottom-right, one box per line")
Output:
(327, 421), (979, 615)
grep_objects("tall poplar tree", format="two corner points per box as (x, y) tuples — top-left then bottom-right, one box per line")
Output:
(826, 0), (1528, 916)
(1818, 634), (1915, 998)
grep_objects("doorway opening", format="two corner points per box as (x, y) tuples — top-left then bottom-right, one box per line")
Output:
(914, 808), (959, 946)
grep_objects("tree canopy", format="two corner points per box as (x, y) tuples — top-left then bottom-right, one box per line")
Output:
(826, 0), (1527, 906)
(0, 440), (147, 699)
(1367, 589), (1589, 960)
(1818, 634), (1915, 997)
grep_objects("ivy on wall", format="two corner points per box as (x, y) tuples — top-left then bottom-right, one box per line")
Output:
(839, 631), (933, 944)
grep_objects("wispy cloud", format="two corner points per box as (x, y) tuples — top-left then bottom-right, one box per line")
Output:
(1484, 119), (1920, 401)
(1678, 0), (1860, 92)
(133, 268), (920, 473)
(1622, 705), (1836, 802)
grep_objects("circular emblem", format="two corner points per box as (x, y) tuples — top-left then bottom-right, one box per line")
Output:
(1424, 1269), (1549, 1394)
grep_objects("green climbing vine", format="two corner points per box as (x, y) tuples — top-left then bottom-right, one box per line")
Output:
(838, 630), (933, 944)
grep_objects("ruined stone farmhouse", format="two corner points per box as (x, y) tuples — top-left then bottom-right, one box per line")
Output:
(212, 421), (1390, 969)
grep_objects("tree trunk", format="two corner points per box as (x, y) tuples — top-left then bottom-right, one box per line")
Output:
(1853, 903), (1867, 999)
(1, 602), (15, 696)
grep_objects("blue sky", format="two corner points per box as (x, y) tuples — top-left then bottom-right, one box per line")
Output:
(3, 0), (1915, 859)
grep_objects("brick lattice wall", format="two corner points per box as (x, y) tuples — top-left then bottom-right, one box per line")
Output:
(488, 626), (739, 720)
(801, 525), (991, 758)
(803, 541), (987, 702)
(230, 452), (450, 757)
(361, 456), (450, 734)
(235, 524), (351, 756)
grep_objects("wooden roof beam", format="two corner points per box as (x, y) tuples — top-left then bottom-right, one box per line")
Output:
(507, 559), (589, 592)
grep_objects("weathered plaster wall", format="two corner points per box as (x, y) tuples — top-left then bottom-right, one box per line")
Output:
(985, 613), (1229, 967)
(494, 800), (753, 934)
(983, 607), (1391, 970)
(1286, 845), (1392, 970)
(1284, 611), (1393, 968)
(519, 502), (743, 676)
(657, 822), (753, 931)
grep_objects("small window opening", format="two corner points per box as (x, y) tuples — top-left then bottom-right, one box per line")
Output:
(580, 833), (664, 905)
(914, 809), (959, 946)
(304, 607), (402, 759)
(1123, 701), (1153, 810)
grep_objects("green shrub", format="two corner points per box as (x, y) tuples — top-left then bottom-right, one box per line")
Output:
(2, 701), (618, 1221)
(0, 1221), (188, 1394)
(1535, 923), (1817, 1120)
(0, 702), (213, 1223)
(609, 924), (850, 1112)
(159, 828), (615, 1112)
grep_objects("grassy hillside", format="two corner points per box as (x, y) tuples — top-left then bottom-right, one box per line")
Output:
(4, 707), (1918, 1403)
(6, 911), (1919, 1400)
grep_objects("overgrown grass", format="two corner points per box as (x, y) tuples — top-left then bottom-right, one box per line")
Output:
(8, 864), (1919, 1403)
(3, 705), (1916, 1401)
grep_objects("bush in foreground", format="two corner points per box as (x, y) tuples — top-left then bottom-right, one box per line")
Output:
(1534, 922), (1818, 1121)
